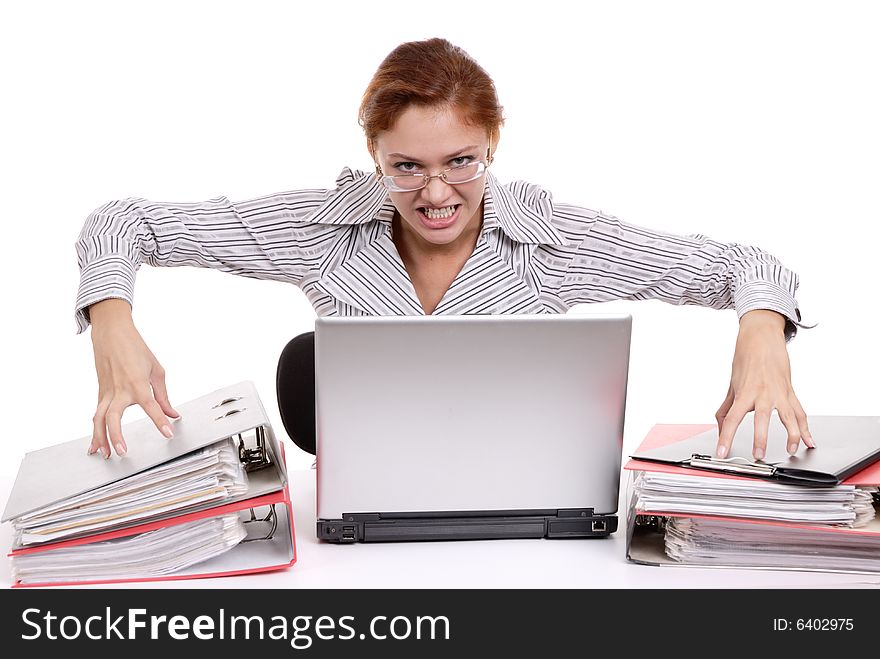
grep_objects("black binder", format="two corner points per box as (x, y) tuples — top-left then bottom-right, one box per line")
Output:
(629, 415), (880, 487)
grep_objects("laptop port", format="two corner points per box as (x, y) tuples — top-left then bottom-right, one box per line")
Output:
(342, 526), (356, 541)
(592, 519), (607, 533)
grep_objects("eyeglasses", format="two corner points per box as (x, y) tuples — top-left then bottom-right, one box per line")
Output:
(375, 160), (488, 192)
(373, 138), (495, 193)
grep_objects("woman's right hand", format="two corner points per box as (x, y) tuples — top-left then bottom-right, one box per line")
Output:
(88, 299), (180, 457)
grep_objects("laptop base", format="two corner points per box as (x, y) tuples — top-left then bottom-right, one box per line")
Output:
(317, 509), (617, 543)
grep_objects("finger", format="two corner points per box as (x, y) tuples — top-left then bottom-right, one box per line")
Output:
(105, 402), (130, 459)
(778, 406), (803, 455)
(138, 394), (175, 440)
(792, 397), (814, 448)
(90, 400), (111, 458)
(715, 385), (734, 434)
(752, 407), (772, 461)
(716, 402), (750, 459)
(151, 369), (181, 419)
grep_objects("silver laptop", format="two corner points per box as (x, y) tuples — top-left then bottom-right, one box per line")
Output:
(314, 313), (632, 542)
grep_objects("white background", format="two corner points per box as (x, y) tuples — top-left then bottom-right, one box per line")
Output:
(1, 1), (878, 587)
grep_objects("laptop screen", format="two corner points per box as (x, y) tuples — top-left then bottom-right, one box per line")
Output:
(315, 314), (631, 521)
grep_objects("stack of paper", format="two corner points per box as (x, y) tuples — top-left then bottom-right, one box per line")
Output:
(2, 381), (297, 587)
(633, 472), (877, 527)
(624, 419), (880, 575)
(664, 517), (880, 573)
(12, 438), (249, 546)
(11, 514), (247, 585)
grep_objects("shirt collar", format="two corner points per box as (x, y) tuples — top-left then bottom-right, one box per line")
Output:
(304, 167), (571, 247)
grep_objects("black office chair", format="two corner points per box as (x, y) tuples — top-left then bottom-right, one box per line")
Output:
(276, 332), (317, 455)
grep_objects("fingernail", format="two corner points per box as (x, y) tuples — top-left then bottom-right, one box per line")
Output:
(754, 447), (765, 460)
(99, 447), (110, 459)
(162, 425), (174, 439)
(716, 445), (728, 459)
(788, 443), (799, 455)
(87, 445), (96, 455)
(805, 434), (816, 448)
(115, 443), (127, 457)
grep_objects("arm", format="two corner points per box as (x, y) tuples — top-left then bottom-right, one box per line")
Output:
(553, 206), (811, 456)
(554, 207), (805, 340)
(75, 191), (321, 333)
(76, 188), (327, 455)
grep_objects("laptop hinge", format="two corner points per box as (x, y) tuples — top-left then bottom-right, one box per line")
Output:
(342, 513), (381, 522)
(557, 508), (595, 518)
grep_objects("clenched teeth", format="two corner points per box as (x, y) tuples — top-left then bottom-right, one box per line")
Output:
(421, 205), (458, 219)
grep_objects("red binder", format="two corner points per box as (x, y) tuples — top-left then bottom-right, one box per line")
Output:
(9, 485), (296, 588)
(4, 382), (297, 587)
(624, 424), (880, 573)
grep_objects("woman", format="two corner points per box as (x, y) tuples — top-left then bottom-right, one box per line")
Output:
(77, 38), (812, 462)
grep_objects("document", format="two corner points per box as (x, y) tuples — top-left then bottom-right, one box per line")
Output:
(633, 471), (877, 527)
(663, 517), (880, 573)
(625, 423), (880, 574)
(12, 513), (247, 585)
(13, 438), (249, 545)
(2, 381), (296, 587)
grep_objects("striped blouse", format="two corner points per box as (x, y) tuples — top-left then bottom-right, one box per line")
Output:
(75, 167), (805, 338)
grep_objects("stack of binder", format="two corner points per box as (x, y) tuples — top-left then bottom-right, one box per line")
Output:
(2, 381), (296, 587)
(624, 416), (880, 574)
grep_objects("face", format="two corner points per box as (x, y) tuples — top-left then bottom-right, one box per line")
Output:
(371, 105), (492, 251)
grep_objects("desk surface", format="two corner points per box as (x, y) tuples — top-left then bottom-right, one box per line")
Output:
(4, 468), (876, 590)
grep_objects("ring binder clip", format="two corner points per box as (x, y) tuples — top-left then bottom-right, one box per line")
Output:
(242, 504), (278, 542)
(634, 514), (666, 531)
(215, 408), (247, 421)
(213, 397), (243, 408)
(688, 453), (777, 477)
(237, 426), (272, 472)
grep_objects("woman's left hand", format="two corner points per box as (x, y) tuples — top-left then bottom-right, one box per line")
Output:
(714, 309), (814, 460)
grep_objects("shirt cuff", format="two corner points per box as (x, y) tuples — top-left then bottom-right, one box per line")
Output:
(74, 254), (137, 334)
(733, 279), (812, 342)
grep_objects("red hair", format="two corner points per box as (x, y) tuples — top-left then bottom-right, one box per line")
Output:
(359, 38), (505, 143)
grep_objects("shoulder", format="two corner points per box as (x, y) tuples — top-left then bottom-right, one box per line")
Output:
(487, 174), (604, 246)
(232, 167), (382, 223)
(293, 167), (390, 227)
